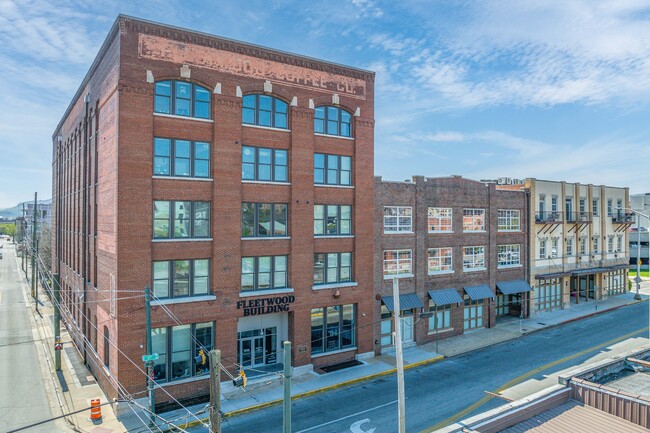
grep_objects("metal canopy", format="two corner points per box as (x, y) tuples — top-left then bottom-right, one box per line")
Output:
(571, 267), (608, 276)
(381, 293), (424, 311)
(497, 280), (533, 295)
(535, 271), (568, 280)
(428, 289), (463, 306)
(463, 285), (495, 301)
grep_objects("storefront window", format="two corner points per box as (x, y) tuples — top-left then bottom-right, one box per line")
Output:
(311, 304), (356, 354)
(150, 322), (213, 383)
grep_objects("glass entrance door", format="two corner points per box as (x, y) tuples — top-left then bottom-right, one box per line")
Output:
(239, 336), (265, 367)
(400, 314), (414, 343)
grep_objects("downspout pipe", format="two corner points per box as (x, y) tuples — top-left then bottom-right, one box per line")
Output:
(82, 93), (90, 365)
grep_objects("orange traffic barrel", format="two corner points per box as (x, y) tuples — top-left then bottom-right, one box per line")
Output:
(89, 398), (102, 420)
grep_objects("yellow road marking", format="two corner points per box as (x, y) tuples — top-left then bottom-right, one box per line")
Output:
(421, 326), (649, 432)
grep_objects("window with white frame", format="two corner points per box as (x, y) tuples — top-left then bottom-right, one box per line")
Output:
(551, 195), (558, 212)
(593, 236), (599, 253)
(607, 199), (613, 217)
(383, 250), (412, 277)
(592, 199), (599, 216)
(498, 244), (520, 268)
(607, 236), (614, 253)
(580, 237), (586, 255)
(463, 209), (485, 232)
(384, 206), (412, 233)
(539, 239), (547, 259)
(428, 207), (453, 232)
(428, 248), (453, 273)
(463, 246), (485, 271)
(617, 199), (623, 213)
(428, 301), (451, 331)
(566, 237), (574, 256)
(617, 235), (623, 252)
(551, 238), (559, 258)
(498, 209), (520, 231)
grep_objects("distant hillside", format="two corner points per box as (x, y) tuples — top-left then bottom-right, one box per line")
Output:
(0, 198), (52, 219)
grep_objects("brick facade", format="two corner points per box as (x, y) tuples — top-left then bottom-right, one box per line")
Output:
(374, 176), (529, 351)
(52, 15), (374, 407)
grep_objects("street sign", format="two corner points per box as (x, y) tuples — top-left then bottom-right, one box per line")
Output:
(635, 276), (643, 284)
(142, 353), (159, 362)
(638, 259), (643, 267)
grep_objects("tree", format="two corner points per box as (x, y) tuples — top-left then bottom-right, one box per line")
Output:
(0, 222), (17, 237)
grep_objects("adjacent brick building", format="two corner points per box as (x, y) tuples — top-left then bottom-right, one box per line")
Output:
(374, 175), (529, 350)
(52, 15), (375, 407)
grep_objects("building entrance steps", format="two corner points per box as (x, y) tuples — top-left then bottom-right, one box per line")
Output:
(22, 261), (650, 432)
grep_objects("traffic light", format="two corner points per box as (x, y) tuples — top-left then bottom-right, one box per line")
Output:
(194, 349), (206, 366)
(232, 370), (247, 388)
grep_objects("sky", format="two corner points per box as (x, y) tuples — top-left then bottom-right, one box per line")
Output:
(1, 0), (650, 208)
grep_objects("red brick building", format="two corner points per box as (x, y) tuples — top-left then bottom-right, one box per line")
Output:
(52, 15), (375, 406)
(374, 176), (529, 350)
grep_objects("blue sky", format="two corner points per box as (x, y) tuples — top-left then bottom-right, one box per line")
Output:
(1, 0), (650, 208)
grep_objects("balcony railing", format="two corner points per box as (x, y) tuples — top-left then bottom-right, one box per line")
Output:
(612, 211), (635, 224)
(535, 211), (563, 224)
(564, 211), (592, 223)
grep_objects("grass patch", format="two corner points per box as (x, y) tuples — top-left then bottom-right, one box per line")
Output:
(629, 270), (650, 278)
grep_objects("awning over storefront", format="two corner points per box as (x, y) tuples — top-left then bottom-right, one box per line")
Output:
(428, 289), (463, 306)
(571, 267), (608, 276)
(463, 285), (495, 301)
(607, 263), (630, 271)
(497, 280), (533, 295)
(381, 293), (424, 311)
(535, 271), (568, 280)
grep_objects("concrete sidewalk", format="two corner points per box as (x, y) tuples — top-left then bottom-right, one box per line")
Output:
(23, 267), (650, 432)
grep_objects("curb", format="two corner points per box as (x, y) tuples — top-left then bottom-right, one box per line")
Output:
(173, 354), (444, 431)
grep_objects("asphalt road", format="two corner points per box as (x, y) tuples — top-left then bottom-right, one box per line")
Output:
(0, 240), (59, 432)
(207, 299), (649, 433)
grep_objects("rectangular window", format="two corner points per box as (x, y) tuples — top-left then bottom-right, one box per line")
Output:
(428, 301), (451, 331)
(593, 236), (599, 253)
(463, 246), (485, 271)
(152, 259), (210, 299)
(428, 207), (452, 232)
(151, 322), (213, 383)
(617, 199), (623, 213)
(311, 304), (356, 354)
(551, 238), (559, 258)
(314, 153), (352, 186)
(539, 239), (547, 259)
(617, 235), (623, 253)
(153, 138), (211, 178)
(566, 237), (574, 256)
(242, 203), (288, 237)
(579, 198), (586, 213)
(539, 195), (546, 213)
(592, 199), (599, 216)
(314, 205), (352, 236)
(383, 249), (412, 277)
(428, 248), (453, 273)
(463, 298), (483, 330)
(153, 201), (210, 239)
(498, 244), (520, 268)
(242, 146), (288, 182)
(607, 199), (613, 217)
(463, 209), (485, 231)
(607, 236), (614, 253)
(314, 252), (352, 285)
(241, 256), (288, 292)
(498, 209), (520, 231)
(384, 206), (412, 232)
(580, 237), (587, 255)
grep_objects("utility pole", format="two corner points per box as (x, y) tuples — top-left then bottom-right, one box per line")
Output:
(283, 340), (292, 433)
(209, 349), (221, 433)
(145, 286), (155, 426)
(22, 203), (26, 274)
(392, 277), (406, 433)
(635, 213), (642, 300)
(31, 192), (38, 300)
(35, 238), (39, 315)
(54, 274), (61, 371)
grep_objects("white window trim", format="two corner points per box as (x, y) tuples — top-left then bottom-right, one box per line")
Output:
(383, 273), (414, 280)
(315, 184), (354, 189)
(428, 230), (454, 234)
(497, 264), (523, 270)
(428, 270), (455, 276)
(242, 123), (291, 133)
(242, 180), (291, 186)
(384, 231), (415, 235)
(152, 176), (213, 182)
(241, 236), (291, 241)
(384, 206), (413, 233)
(312, 282), (358, 291)
(152, 238), (213, 243)
(314, 132), (355, 141)
(151, 295), (217, 306)
(314, 235), (355, 239)
(463, 267), (487, 273)
(153, 112), (214, 123)
(239, 288), (295, 298)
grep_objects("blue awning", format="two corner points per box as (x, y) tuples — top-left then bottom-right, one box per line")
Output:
(464, 285), (495, 301)
(497, 280), (532, 295)
(428, 289), (463, 306)
(381, 293), (424, 311)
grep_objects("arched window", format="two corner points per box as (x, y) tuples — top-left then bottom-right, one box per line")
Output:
(314, 106), (352, 137)
(103, 326), (110, 368)
(242, 94), (288, 129)
(154, 80), (211, 119)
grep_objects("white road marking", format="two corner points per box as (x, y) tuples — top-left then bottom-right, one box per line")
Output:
(295, 399), (400, 433)
(350, 418), (376, 433)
